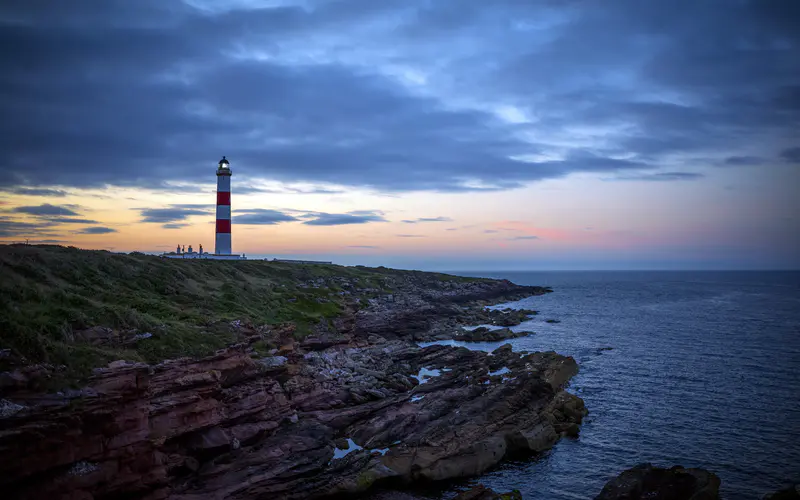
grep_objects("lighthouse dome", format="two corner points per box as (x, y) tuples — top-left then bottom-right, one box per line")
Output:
(218, 156), (230, 169)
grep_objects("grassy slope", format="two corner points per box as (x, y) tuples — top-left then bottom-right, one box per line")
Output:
(0, 244), (485, 382)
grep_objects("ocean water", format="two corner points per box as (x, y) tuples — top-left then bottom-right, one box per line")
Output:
(439, 271), (800, 500)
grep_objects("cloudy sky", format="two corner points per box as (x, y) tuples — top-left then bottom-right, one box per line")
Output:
(1, 0), (798, 270)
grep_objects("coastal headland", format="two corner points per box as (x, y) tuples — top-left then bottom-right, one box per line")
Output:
(0, 244), (584, 499)
(2, 245), (792, 499)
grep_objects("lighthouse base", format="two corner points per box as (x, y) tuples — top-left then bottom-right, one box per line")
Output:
(161, 253), (246, 260)
(206, 254), (247, 260)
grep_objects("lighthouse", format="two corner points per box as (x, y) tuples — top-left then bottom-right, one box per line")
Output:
(215, 156), (232, 255)
(158, 156), (245, 260)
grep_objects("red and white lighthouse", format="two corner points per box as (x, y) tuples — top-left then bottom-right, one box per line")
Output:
(215, 156), (232, 255)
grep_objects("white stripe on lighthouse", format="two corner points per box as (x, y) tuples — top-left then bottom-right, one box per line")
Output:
(215, 233), (231, 255)
(217, 175), (231, 192)
(216, 204), (231, 220)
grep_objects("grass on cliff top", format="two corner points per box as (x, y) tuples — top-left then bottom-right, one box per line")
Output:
(0, 244), (490, 383)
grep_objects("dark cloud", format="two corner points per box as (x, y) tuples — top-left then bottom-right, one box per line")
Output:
(402, 216), (453, 223)
(12, 204), (80, 216)
(396, 234), (425, 238)
(138, 206), (211, 223)
(348, 245), (380, 249)
(302, 212), (387, 226)
(509, 236), (539, 241)
(780, 147), (800, 163)
(76, 226), (117, 234)
(162, 223), (189, 229)
(170, 204), (214, 209)
(41, 217), (99, 224)
(1, 202), (98, 238)
(0, 0), (797, 193)
(724, 156), (766, 166)
(237, 186), (345, 195)
(234, 209), (298, 225)
(2, 187), (68, 197)
(610, 172), (704, 182)
(0, 217), (58, 237)
(484, 229), (498, 234)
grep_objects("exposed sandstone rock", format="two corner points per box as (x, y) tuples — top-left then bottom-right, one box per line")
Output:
(0, 338), (582, 500)
(594, 463), (721, 500)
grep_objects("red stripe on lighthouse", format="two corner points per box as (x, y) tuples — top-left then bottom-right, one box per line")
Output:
(217, 191), (231, 205)
(216, 219), (231, 233)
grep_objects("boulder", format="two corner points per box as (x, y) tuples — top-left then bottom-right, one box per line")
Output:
(454, 484), (523, 500)
(764, 485), (800, 500)
(456, 327), (532, 342)
(594, 464), (721, 500)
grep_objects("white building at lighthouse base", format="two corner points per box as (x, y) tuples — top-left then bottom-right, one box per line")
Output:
(161, 252), (246, 260)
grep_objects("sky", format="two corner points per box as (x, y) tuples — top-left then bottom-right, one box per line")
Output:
(0, 0), (798, 270)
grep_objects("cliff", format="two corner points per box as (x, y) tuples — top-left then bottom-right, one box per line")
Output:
(0, 245), (581, 499)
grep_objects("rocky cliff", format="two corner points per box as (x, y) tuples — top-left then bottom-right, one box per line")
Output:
(0, 335), (583, 500)
(0, 245), (580, 499)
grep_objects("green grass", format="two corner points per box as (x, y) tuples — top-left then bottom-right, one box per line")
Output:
(0, 244), (489, 384)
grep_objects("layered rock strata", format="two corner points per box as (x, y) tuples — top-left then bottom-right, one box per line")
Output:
(0, 340), (583, 499)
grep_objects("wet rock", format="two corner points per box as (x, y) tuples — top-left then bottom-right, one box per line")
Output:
(453, 484), (523, 500)
(594, 463), (721, 500)
(456, 327), (532, 342)
(493, 343), (514, 355)
(67, 461), (100, 477)
(0, 398), (26, 418)
(258, 356), (288, 369)
(545, 319), (560, 323)
(764, 485), (800, 500)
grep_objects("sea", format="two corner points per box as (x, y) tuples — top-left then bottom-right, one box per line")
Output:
(432, 271), (800, 500)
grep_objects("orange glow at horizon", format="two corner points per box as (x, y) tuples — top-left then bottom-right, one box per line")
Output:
(1, 163), (798, 269)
